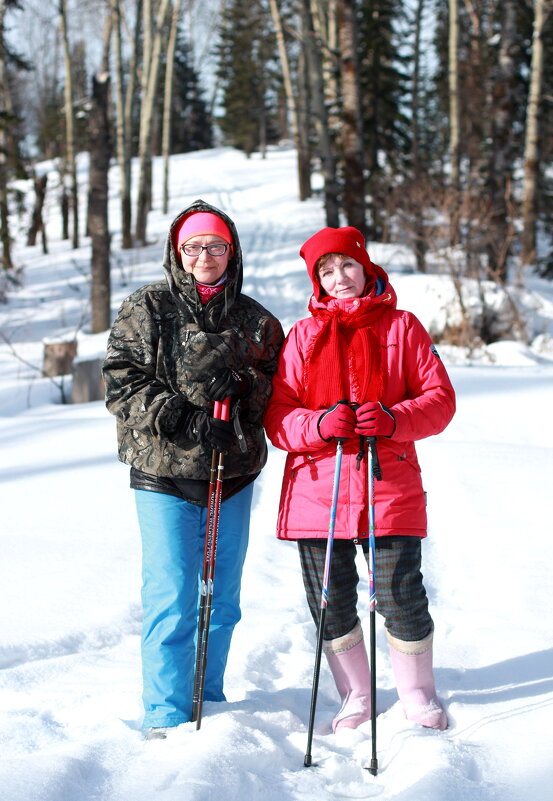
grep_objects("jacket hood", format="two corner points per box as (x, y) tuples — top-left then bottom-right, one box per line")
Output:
(163, 198), (243, 308)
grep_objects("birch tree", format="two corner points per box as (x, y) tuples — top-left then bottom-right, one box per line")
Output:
(161, 0), (182, 215)
(410, 0), (426, 271)
(112, 0), (133, 248)
(448, 0), (460, 245)
(123, 0), (143, 244)
(312, 0), (340, 142)
(0, 0), (14, 274)
(268, 0), (311, 200)
(59, 0), (79, 249)
(135, 0), (171, 245)
(521, 0), (552, 268)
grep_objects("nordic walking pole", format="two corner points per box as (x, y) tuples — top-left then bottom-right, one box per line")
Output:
(192, 397), (231, 729)
(304, 410), (347, 767)
(191, 445), (217, 725)
(366, 436), (382, 776)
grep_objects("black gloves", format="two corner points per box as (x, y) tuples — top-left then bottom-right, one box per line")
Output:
(182, 410), (233, 453)
(207, 368), (251, 401)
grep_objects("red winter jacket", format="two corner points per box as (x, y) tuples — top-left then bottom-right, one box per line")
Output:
(263, 280), (456, 541)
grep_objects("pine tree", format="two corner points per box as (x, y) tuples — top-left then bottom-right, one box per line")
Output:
(216, 0), (280, 157)
(170, 28), (212, 152)
(357, 0), (410, 239)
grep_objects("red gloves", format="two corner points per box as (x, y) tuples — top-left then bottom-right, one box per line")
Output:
(318, 402), (357, 442)
(355, 401), (395, 438)
(318, 401), (396, 442)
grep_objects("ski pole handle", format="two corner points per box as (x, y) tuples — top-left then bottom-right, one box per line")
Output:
(335, 398), (351, 444)
(214, 397), (231, 422)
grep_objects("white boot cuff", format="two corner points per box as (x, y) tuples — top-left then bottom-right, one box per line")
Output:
(386, 629), (433, 656)
(323, 620), (364, 655)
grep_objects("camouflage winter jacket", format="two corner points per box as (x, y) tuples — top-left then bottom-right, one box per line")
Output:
(103, 199), (285, 481)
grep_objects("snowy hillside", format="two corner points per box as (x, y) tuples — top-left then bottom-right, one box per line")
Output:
(0, 147), (552, 801)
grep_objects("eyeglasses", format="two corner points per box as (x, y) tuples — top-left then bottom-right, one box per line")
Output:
(181, 243), (230, 257)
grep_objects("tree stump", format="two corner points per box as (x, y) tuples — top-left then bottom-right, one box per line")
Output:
(71, 357), (105, 403)
(42, 340), (77, 377)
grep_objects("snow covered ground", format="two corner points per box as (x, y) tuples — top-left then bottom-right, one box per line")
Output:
(1, 147), (552, 801)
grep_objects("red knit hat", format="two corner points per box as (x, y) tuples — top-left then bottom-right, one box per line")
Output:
(175, 212), (233, 251)
(300, 226), (375, 285)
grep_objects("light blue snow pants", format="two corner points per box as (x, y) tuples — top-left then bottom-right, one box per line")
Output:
(134, 482), (253, 728)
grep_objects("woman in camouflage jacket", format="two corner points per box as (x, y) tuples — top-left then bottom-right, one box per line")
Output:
(103, 199), (284, 737)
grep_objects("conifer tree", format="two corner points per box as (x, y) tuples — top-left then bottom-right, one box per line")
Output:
(216, 0), (280, 157)
(170, 28), (212, 152)
(357, 0), (410, 239)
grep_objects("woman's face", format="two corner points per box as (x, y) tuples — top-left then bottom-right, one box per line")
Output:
(317, 254), (366, 299)
(180, 235), (231, 285)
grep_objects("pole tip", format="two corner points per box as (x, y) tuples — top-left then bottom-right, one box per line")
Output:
(367, 757), (378, 776)
(304, 754), (313, 767)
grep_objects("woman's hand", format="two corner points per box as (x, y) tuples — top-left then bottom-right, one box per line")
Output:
(317, 402), (357, 442)
(355, 401), (395, 437)
(182, 410), (234, 453)
(207, 368), (251, 401)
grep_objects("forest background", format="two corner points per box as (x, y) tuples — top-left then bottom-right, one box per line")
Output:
(1, 0), (552, 350)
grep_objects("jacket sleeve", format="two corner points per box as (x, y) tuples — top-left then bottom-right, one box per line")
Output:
(102, 294), (190, 437)
(388, 314), (456, 442)
(240, 315), (285, 424)
(263, 322), (327, 453)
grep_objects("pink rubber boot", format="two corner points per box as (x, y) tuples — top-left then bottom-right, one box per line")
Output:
(324, 621), (372, 732)
(388, 631), (448, 730)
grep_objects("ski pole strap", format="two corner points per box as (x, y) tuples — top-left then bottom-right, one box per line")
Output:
(367, 437), (382, 481)
(356, 436), (365, 471)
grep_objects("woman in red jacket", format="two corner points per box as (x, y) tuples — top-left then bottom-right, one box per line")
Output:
(264, 226), (456, 733)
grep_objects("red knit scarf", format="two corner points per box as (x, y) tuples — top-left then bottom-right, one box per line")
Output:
(302, 299), (389, 410)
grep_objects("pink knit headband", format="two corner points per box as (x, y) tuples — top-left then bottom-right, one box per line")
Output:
(175, 212), (233, 250)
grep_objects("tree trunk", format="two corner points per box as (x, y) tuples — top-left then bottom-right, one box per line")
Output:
(312, 0), (341, 146)
(259, 101), (267, 159)
(337, 0), (366, 234)
(162, 0), (182, 215)
(297, 46), (313, 200)
(269, 0), (311, 200)
(486, 0), (517, 283)
(89, 74), (112, 334)
(0, 0), (14, 272)
(27, 173), (49, 252)
(100, 4), (112, 73)
(120, 0), (143, 248)
(521, 0), (548, 269)
(448, 0), (460, 246)
(59, 0), (79, 249)
(61, 186), (69, 240)
(412, 0), (426, 271)
(301, 0), (340, 227)
(135, 0), (172, 245)
(112, 0), (133, 248)
(86, 10), (112, 240)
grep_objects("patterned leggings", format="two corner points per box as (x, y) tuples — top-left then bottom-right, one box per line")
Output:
(298, 536), (433, 642)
